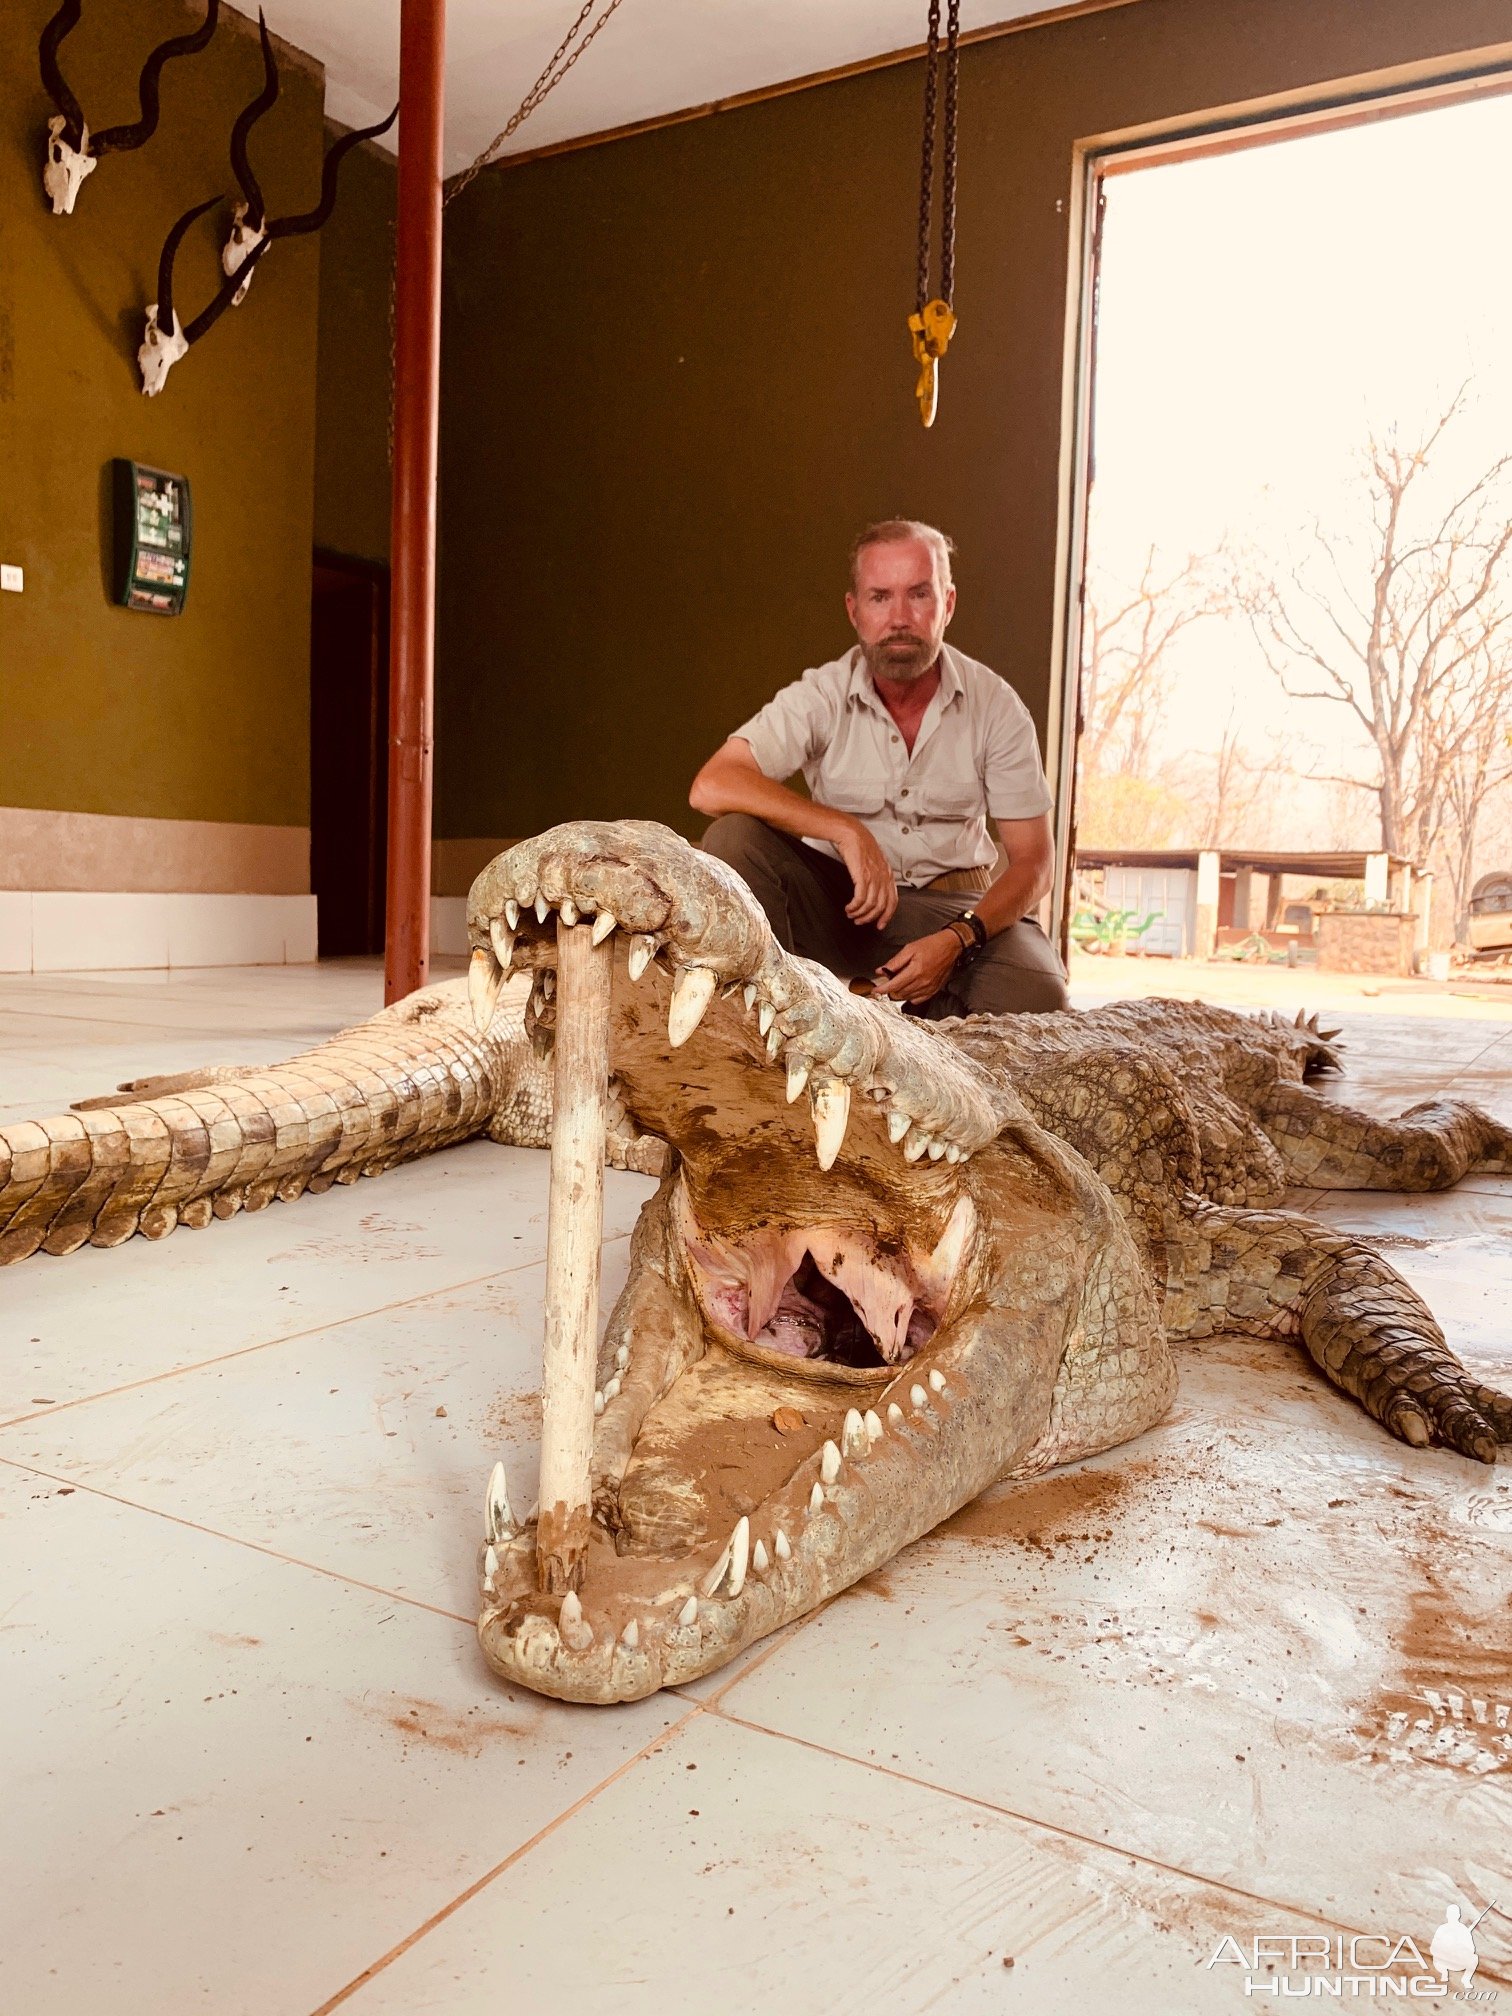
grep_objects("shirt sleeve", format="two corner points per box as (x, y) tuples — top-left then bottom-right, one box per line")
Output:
(980, 677), (1054, 820)
(732, 669), (836, 782)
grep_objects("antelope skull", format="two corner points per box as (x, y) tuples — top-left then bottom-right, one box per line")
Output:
(42, 113), (96, 215)
(39, 0), (220, 217)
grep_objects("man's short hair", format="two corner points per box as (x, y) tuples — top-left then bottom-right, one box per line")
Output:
(848, 518), (957, 593)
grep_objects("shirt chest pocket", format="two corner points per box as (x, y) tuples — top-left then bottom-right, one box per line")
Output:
(915, 760), (984, 823)
(817, 754), (891, 818)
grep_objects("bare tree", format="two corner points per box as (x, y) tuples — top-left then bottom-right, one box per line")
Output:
(1079, 546), (1226, 779)
(1242, 390), (1512, 869)
(1431, 632), (1512, 928)
(1186, 716), (1282, 849)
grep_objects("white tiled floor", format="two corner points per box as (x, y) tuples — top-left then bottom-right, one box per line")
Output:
(2, 959), (1509, 2014)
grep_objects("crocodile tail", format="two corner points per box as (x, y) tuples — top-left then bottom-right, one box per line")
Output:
(0, 1003), (505, 1266)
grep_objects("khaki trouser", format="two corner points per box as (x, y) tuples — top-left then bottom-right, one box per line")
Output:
(700, 814), (1069, 1019)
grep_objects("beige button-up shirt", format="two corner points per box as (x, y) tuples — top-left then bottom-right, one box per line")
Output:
(734, 644), (1053, 888)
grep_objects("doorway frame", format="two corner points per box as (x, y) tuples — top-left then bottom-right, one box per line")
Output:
(1044, 44), (1512, 951)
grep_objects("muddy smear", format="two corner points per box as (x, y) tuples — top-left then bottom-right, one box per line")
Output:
(272, 1212), (441, 1265)
(383, 1695), (536, 1756)
(938, 1464), (1136, 1550)
(486, 1388), (543, 1440)
(1354, 1518), (1512, 1781)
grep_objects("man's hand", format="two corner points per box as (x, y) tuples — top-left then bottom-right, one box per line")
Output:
(833, 819), (899, 928)
(873, 929), (962, 1005)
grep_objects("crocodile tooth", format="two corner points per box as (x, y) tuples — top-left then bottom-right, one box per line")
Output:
(928, 1368), (947, 1394)
(841, 1408), (867, 1457)
(627, 934), (656, 981)
(484, 1459), (515, 1543)
(590, 910), (617, 946)
(944, 1142), (963, 1164)
(820, 1439), (842, 1483)
(489, 916), (515, 971)
(483, 1544), (499, 1583)
(603, 1375), (621, 1403)
(887, 1109), (912, 1145)
(927, 1138), (947, 1161)
(808, 1482), (824, 1514)
(903, 1127), (931, 1163)
(559, 1589), (593, 1648)
(811, 1078), (852, 1172)
(786, 1054), (811, 1104)
(774, 1528), (791, 1560)
(726, 1516), (750, 1597)
(468, 946), (505, 1032)
(758, 1001), (775, 1037)
(620, 1618), (639, 1648)
(752, 1538), (770, 1573)
(535, 894), (550, 923)
(559, 896), (579, 927)
(614, 1344), (630, 1371)
(668, 967), (718, 1046)
(593, 1391), (605, 1417)
(887, 1402), (904, 1425)
(700, 1541), (732, 1597)
(678, 1594), (699, 1626)
(503, 898), (520, 928)
(766, 1024), (782, 1058)
(743, 983), (758, 1012)
(863, 1409), (883, 1442)
(910, 1383), (928, 1408)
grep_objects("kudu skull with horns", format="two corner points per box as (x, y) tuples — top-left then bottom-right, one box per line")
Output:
(139, 29), (396, 398)
(39, 0), (221, 216)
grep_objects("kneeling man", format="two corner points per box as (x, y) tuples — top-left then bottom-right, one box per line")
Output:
(690, 519), (1069, 1018)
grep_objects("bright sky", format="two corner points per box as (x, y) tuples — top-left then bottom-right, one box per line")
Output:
(1095, 86), (1512, 557)
(1088, 83), (1512, 803)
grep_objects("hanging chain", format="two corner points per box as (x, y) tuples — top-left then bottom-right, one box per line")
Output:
(914, 0), (940, 316)
(445, 0), (631, 207)
(940, 0), (960, 304)
(908, 0), (961, 426)
(385, 0), (634, 460)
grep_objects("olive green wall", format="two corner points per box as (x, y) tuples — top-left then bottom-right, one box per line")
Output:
(0, 0), (323, 831)
(436, 0), (1512, 847)
(313, 124), (395, 565)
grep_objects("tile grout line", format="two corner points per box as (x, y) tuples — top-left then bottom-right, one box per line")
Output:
(304, 1700), (710, 2016)
(0, 1448), (480, 1627)
(705, 1704), (1512, 1988)
(0, 1230), (632, 1432)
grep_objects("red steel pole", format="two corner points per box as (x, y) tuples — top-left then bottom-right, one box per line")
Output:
(383, 0), (446, 1004)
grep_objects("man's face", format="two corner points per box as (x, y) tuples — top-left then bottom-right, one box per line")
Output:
(845, 538), (957, 684)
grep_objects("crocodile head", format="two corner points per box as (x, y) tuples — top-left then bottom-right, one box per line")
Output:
(466, 821), (1135, 1703)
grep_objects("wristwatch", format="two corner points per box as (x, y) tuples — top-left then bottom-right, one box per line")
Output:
(945, 910), (989, 960)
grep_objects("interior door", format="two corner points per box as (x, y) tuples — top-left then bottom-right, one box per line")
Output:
(309, 552), (390, 957)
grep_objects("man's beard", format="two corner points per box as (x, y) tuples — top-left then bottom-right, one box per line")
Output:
(861, 630), (939, 683)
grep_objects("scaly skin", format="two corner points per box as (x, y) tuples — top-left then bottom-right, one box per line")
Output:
(462, 822), (1510, 1705)
(0, 978), (663, 1265)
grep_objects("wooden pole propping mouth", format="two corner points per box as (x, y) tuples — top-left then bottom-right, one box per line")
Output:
(535, 918), (613, 1594)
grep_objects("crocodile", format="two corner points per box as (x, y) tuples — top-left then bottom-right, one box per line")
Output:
(0, 979), (663, 1266)
(464, 820), (1511, 1704)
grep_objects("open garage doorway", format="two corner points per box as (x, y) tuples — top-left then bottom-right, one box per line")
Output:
(1057, 74), (1512, 1039)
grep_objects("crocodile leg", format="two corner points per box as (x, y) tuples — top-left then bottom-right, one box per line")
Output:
(1165, 1201), (1511, 1462)
(1258, 1081), (1511, 1190)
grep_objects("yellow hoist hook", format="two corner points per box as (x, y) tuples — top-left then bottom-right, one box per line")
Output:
(907, 298), (957, 429)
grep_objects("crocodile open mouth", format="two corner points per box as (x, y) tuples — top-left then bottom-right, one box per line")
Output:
(677, 1187), (972, 1379)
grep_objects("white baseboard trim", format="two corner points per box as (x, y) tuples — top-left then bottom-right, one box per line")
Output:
(0, 892), (319, 972)
(430, 896), (469, 957)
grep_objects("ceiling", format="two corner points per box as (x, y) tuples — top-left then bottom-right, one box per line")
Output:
(266, 0), (1051, 177)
